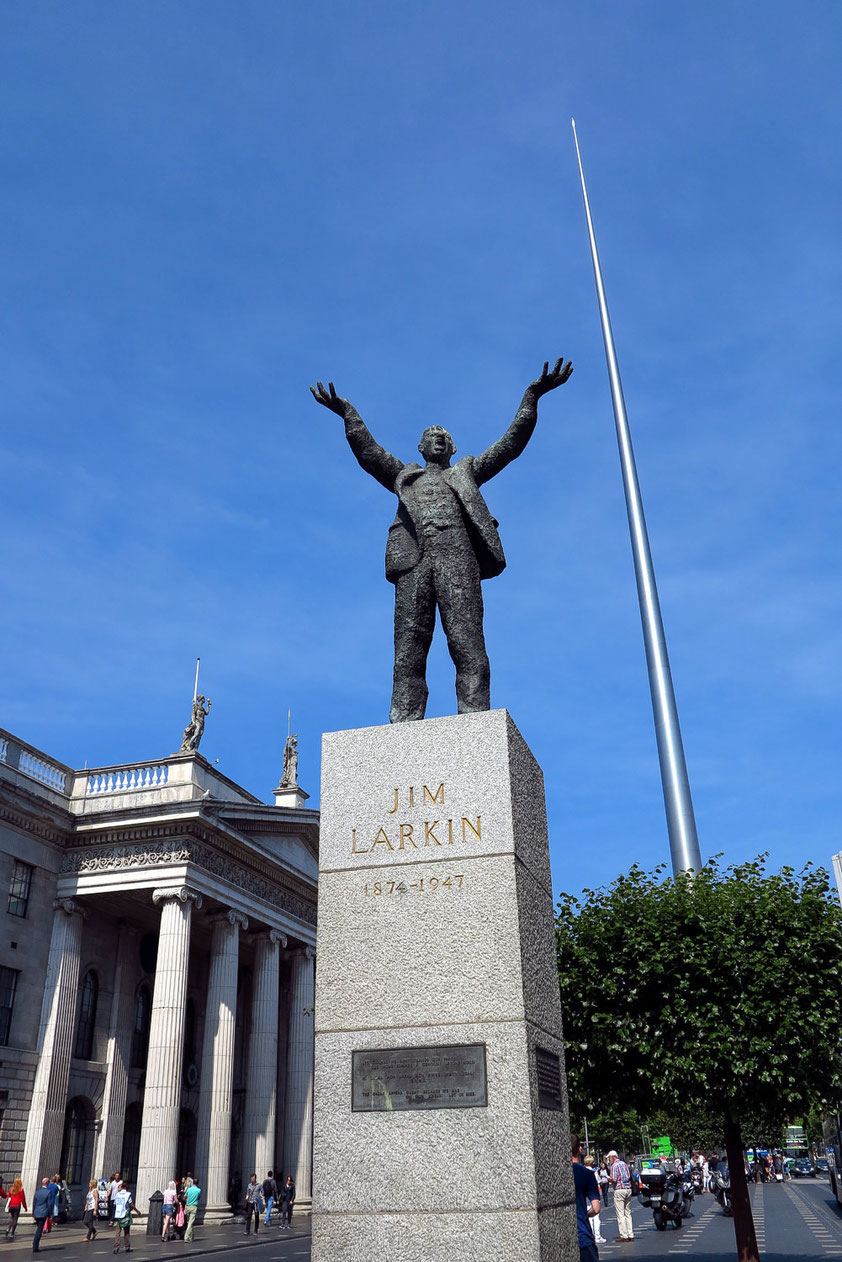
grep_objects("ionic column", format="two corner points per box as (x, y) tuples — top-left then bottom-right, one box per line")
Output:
(195, 910), (248, 1217)
(21, 898), (87, 1197)
(283, 946), (315, 1202)
(92, 923), (137, 1178)
(136, 887), (202, 1207)
(242, 928), (285, 1179)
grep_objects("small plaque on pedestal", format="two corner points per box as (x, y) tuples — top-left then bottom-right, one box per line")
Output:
(352, 1043), (487, 1112)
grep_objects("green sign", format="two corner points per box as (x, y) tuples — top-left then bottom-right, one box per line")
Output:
(651, 1136), (672, 1158)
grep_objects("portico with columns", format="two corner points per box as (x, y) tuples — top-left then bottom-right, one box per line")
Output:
(1, 732), (318, 1220)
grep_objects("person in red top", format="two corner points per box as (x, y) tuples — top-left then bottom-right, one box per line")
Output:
(5, 1179), (28, 1240)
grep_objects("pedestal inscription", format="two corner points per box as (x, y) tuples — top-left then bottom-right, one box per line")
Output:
(312, 709), (578, 1262)
(352, 1043), (488, 1112)
(535, 1046), (564, 1111)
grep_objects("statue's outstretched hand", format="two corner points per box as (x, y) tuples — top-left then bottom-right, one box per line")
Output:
(310, 380), (349, 417)
(529, 357), (573, 397)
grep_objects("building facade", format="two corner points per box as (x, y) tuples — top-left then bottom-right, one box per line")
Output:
(0, 727), (318, 1218)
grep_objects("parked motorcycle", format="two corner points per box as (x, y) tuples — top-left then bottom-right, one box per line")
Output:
(679, 1172), (696, 1219)
(709, 1168), (733, 1216)
(638, 1167), (685, 1230)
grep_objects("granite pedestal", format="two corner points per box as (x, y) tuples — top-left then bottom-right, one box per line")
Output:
(312, 709), (578, 1262)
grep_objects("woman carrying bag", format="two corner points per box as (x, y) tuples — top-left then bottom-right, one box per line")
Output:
(4, 1179), (27, 1240)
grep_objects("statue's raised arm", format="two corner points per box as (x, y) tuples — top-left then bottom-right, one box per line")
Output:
(472, 357), (573, 486)
(311, 380), (402, 491)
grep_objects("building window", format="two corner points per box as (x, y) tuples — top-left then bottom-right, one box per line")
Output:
(131, 985), (151, 1069)
(0, 968), (18, 1047)
(7, 861), (33, 918)
(73, 970), (98, 1061)
(59, 1097), (93, 1186)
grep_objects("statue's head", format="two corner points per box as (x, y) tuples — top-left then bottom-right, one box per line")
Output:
(418, 425), (456, 466)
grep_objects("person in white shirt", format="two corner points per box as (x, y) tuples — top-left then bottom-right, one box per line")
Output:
(111, 1182), (139, 1254)
(83, 1180), (98, 1241)
(583, 1156), (606, 1243)
(107, 1173), (121, 1223)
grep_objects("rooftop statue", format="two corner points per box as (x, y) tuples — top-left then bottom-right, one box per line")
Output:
(280, 733), (299, 788)
(311, 357), (572, 722)
(180, 694), (211, 753)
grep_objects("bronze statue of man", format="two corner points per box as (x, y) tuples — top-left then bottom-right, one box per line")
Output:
(311, 357), (572, 722)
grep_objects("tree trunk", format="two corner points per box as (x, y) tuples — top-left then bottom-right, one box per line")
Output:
(724, 1114), (761, 1262)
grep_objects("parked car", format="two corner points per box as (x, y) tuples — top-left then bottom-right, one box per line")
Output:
(815, 1157), (829, 1175)
(793, 1158), (816, 1178)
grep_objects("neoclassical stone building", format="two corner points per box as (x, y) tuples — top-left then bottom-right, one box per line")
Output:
(0, 726), (317, 1218)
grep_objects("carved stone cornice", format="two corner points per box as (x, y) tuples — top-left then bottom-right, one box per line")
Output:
(152, 886), (203, 910)
(60, 831), (316, 926)
(63, 839), (192, 873)
(0, 799), (70, 849)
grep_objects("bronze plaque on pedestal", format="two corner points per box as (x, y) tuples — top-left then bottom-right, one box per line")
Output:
(352, 1043), (488, 1112)
(535, 1045), (563, 1110)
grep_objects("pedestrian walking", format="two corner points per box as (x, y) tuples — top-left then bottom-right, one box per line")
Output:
(162, 1181), (177, 1241)
(42, 1174), (59, 1234)
(107, 1172), (121, 1223)
(111, 1182), (140, 1254)
(280, 1175), (295, 1229)
(584, 1156), (606, 1244)
(597, 1163), (610, 1206)
(5, 1178), (27, 1241)
(262, 1170), (277, 1225)
(56, 1176), (71, 1224)
(607, 1149), (634, 1242)
(243, 1173), (263, 1235)
(83, 1179), (99, 1241)
(183, 1177), (201, 1241)
(572, 1133), (601, 1262)
(32, 1178), (52, 1254)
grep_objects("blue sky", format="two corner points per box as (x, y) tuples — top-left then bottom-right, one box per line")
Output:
(1, 2), (840, 899)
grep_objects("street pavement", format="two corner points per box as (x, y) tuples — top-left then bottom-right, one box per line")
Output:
(5, 1181), (842, 1260)
(596, 1176), (842, 1261)
(0, 1215), (311, 1261)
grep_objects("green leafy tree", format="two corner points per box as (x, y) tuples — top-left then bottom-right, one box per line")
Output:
(801, 1104), (826, 1152)
(571, 1106), (644, 1158)
(556, 858), (842, 1262)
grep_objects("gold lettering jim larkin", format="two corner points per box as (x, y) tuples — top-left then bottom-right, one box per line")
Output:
(350, 783), (482, 856)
